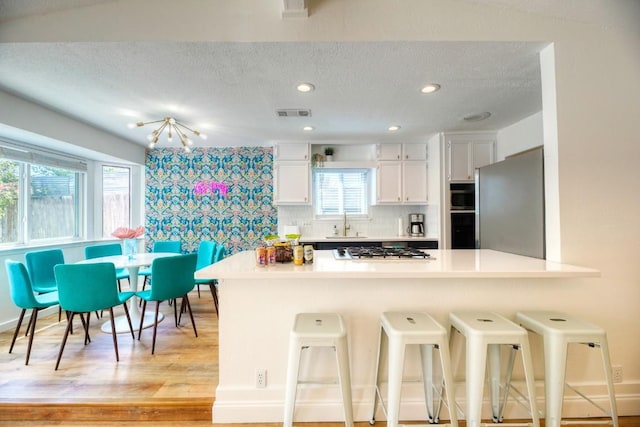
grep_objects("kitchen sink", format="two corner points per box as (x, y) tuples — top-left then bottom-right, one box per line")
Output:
(325, 236), (367, 239)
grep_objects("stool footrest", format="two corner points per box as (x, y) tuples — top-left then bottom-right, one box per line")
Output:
(560, 421), (614, 426)
(565, 383), (613, 418)
(481, 423), (536, 427)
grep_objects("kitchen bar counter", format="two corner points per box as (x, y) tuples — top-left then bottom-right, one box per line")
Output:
(196, 250), (600, 423)
(195, 249), (599, 280)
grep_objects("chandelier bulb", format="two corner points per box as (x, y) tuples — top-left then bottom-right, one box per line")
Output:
(185, 138), (194, 146)
(127, 122), (136, 129)
(146, 134), (154, 141)
(184, 146), (191, 153)
(167, 130), (173, 142)
(148, 142), (155, 149)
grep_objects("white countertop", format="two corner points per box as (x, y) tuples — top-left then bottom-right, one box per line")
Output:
(195, 249), (600, 280)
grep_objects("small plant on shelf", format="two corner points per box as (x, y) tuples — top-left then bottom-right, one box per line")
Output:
(324, 147), (334, 161)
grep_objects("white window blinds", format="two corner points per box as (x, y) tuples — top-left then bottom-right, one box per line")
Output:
(313, 168), (369, 216)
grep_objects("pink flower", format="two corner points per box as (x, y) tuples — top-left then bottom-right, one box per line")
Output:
(112, 226), (145, 239)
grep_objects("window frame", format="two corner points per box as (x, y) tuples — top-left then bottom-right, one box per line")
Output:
(0, 140), (86, 247)
(312, 168), (371, 220)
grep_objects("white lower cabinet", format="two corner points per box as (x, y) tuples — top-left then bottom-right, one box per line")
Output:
(375, 161), (427, 204)
(273, 161), (310, 204)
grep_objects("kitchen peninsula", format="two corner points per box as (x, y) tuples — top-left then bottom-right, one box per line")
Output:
(195, 249), (599, 423)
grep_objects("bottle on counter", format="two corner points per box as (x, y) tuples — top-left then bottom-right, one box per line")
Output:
(303, 245), (314, 264)
(293, 245), (304, 265)
(266, 245), (276, 265)
(255, 247), (266, 266)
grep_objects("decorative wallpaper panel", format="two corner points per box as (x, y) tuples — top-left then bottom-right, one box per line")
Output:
(145, 147), (277, 254)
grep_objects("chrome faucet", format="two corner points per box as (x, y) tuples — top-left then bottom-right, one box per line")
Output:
(343, 212), (350, 237)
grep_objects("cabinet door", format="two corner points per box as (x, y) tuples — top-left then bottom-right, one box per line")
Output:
(274, 143), (309, 161)
(403, 162), (428, 203)
(448, 141), (472, 181)
(402, 143), (427, 160)
(472, 141), (494, 170)
(375, 162), (402, 203)
(273, 161), (310, 204)
(376, 144), (402, 160)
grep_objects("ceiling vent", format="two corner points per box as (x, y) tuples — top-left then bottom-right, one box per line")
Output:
(276, 109), (311, 117)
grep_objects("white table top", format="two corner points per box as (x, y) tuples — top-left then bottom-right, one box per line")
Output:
(76, 252), (179, 269)
(195, 249), (600, 280)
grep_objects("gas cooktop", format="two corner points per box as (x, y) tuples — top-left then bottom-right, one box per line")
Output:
(333, 246), (431, 260)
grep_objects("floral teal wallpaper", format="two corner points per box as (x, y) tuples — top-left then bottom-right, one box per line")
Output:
(145, 147), (277, 254)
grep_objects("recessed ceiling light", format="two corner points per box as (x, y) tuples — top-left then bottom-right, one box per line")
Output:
(296, 83), (315, 93)
(420, 83), (441, 94)
(388, 125), (401, 132)
(303, 126), (314, 131)
(463, 112), (492, 122)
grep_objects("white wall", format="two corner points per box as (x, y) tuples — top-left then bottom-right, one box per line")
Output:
(496, 111), (544, 161)
(1, 0), (639, 418)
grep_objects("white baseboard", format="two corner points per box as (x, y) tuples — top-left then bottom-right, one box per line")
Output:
(212, 381), (640, 423)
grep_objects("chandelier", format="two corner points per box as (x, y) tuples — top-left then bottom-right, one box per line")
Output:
(129, 117), (207, 152)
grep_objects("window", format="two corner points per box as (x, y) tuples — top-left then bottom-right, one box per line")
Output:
(29, 165), (79, 240)
(0, 141), (85, 245)
(102, 166), (131, 238)
(0, 159), (20, 244)
(313, 168), (369, 217)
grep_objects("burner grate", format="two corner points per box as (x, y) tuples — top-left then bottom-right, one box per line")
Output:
(343, 246), (429, 259)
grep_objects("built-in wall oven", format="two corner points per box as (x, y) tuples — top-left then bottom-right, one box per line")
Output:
(450, 183), (476, 249)
(450, 212), (475, 249)
(450, 183), (475, 210)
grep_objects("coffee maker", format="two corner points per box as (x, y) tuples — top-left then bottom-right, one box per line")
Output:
(408, 213), (425, 237)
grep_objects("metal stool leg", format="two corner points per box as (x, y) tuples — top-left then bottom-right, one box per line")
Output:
(335, 335), (354, 427)
(283, 340), (302, 427)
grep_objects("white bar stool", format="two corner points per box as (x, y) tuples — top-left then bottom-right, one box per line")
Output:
(449, 311), (540, 427)
(370, 312), (458, 427)
(516, 311), (619, 427)
(283, 313), (353, 427)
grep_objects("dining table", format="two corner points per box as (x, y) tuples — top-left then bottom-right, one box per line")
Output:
(76, 252), (179, 334)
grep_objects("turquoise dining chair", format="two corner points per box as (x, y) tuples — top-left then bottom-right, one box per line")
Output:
(139, 240), (182, 291)
(53, 262), (135, 370)
(194, 240), (217, 299)
(84, 243), (130, 291)
(25, 248), (64, 321)
(5, 260), (60, 365)
(25, 248), (64, 294)
(136, 253), (197, 354)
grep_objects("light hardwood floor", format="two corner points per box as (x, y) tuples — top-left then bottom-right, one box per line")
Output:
(0, 289), (635, 426)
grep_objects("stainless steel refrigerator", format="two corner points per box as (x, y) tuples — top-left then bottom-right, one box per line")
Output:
(475, 147), (545, 259)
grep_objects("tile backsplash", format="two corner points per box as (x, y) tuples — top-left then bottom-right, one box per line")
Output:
(278, 205), (436, 238)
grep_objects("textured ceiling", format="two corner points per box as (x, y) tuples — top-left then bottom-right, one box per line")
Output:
(0, 40), (543, 148)
(0, 0), (637, 150)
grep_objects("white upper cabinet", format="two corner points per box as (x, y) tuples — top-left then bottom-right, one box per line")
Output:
(402, 143), (428, 161)
(402, 161), (428, 203)
(273, 161), (310, 205)
(376, 143), (427, 161)
(374, 161), (428, 204)
(446, 134), (496, 181)
(273, 143), (310, 161)
(273, 143), (310, 204)
(376, 144), (402, 160)
(375, 161), (403, 203)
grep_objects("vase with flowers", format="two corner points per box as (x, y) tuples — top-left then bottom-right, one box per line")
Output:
(112, 226), (145, 259)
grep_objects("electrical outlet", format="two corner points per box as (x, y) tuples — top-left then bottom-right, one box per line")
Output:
(256, 368), (267, 388)
(612, 365), (623, 383)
